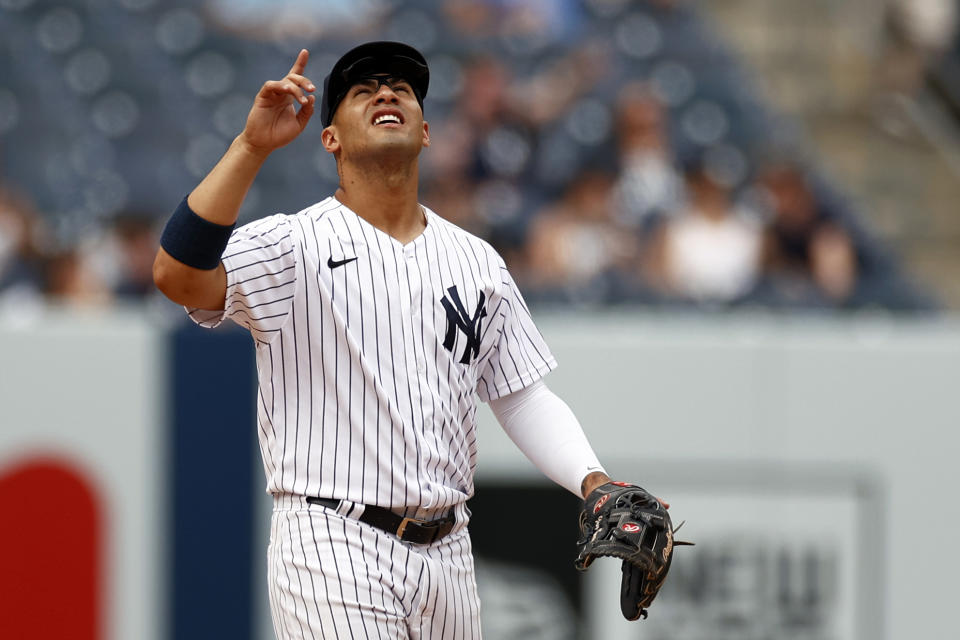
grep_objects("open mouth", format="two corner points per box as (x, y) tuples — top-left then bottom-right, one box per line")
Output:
(372, 110), (404, 127)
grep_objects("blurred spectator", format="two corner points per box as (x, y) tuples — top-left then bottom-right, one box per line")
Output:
(443, 0), (503, 39)
(424, 55), (538, 251)
(443, 0), (581, 47)
(511, 40), (615, 126)
(496, 0), (583, 53)
(43, 248), (111, 308)
(611, 83), (683, 233)
(0, 0), (933, 312)
(204, 0), (387, 41)
(422, 176), (484, 237)
(873, 0), (959, 135)
(428, 55), (524, 182)
(523, 170), (638, 304)
(110, 213), (161, 300)
(0, 187), (47, 306)
(755, 165), (858, 307)
(644, 159), (762, 305)
(885, 0), (958, 92)
(429, 53), (590, 183)
(423, 46), (614, 251)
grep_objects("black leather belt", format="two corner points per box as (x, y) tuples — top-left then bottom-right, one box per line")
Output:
(306, 497), (455, 545)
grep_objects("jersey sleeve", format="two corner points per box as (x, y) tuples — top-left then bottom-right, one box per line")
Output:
(476, 264), (557, 402)
(186, 213), (298, 338)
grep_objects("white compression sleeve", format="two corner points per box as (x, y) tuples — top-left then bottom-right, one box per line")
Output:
(488, 380), (605, 497)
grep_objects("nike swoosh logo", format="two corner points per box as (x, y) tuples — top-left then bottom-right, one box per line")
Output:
(327, 256), (359, 269)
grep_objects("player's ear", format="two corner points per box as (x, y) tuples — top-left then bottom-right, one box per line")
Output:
(321, 126), (340, 154)
(421, 121), (430, 149)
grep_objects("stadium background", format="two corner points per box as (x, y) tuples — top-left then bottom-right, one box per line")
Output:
(2, 1), (959, 639)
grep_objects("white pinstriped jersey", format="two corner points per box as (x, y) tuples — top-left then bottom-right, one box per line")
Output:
(189, 196), (557, 512)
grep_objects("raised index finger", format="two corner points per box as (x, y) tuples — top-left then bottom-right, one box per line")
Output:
(289, 49), (309, 75)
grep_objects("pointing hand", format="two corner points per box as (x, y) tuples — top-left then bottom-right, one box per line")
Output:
(240, 49), (316, 154)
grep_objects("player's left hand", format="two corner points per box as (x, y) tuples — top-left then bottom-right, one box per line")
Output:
(574, 481), (692, 621)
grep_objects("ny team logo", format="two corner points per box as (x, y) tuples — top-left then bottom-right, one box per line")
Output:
(440, 285), (487, 364)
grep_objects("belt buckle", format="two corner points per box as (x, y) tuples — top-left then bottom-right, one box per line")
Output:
(396, 513), (453, 543)
(397, 515), (444, 542)
(396, 516), (421, 540)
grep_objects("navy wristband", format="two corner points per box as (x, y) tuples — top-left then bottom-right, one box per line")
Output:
(160, 196), (235, 270)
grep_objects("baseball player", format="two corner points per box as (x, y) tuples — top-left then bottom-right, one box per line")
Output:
(153, 41), (674, 638)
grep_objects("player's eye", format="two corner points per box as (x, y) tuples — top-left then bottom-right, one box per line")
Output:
(352, 81), (377, 95)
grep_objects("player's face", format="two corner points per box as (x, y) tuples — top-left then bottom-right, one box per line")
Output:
(324, 75), (430, 163)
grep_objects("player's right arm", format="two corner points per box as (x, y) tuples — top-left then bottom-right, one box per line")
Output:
(153, 49), (316, 309)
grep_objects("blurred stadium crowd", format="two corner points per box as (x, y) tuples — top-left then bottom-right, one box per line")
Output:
(0, 0), (951, 314)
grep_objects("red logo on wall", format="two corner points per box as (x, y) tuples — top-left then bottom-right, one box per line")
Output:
(0, 458), (102, 640)
(622, 523), (641, 533)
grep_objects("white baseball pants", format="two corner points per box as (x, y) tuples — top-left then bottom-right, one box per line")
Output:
(267, 495), (482, 639)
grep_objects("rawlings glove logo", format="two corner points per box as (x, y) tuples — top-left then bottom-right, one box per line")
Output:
(574, 481), (693, 622)
(593, 494), (610, 513)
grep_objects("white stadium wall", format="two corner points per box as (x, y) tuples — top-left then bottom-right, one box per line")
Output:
(0, 310), (164, 640)
(2, 309), (958, 640)
(476, 313), (960, 640)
